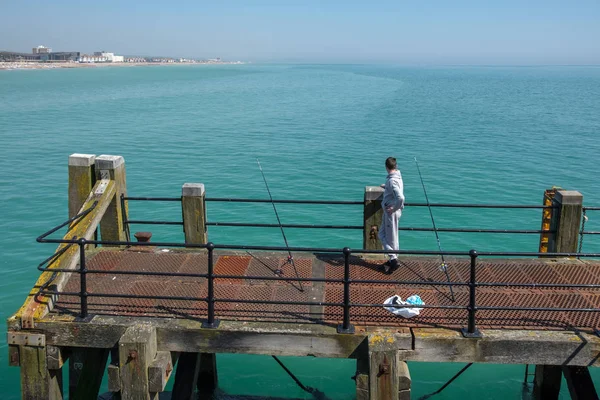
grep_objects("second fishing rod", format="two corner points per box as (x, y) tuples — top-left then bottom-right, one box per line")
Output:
(414, 157), (455, 302)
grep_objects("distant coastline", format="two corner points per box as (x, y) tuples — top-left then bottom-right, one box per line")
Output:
(0, 60), (245, 71)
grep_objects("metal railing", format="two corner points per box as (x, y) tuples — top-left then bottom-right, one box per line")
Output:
(36, 202), (600, 336)
(121, 196), (558, 235)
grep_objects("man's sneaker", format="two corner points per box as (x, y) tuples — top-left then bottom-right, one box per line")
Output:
(386, 258), (400, 275)
(379, 260), (392, 274)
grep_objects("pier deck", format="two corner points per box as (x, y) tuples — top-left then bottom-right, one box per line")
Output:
(51, 248), (600, 332)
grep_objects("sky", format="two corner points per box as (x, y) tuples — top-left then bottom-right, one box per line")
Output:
(1, 0), (599, 64)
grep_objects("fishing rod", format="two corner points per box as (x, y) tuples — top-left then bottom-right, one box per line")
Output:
(414, 157), (455, 302)
(257, 159), (304, 292)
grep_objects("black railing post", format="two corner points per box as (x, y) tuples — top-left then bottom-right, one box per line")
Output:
(337, 247), (355, 334)
(202, 242), (220, 328)
(462, 249), (482, 338)
(120, 193), (130, 242)
(79, 238), (88, 319)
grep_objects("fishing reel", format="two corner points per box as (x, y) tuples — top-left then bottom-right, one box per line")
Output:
(439, 262), (448, 272)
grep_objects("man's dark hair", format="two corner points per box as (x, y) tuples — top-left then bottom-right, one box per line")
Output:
(385, 157), (397, 170)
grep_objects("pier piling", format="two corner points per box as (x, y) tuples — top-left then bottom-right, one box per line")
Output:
(96, 155), (128, 243)
(182, 183), (207, 245)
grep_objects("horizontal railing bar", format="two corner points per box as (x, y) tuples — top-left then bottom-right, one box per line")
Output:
(36, 237), (600, 257)
(37, 202), (98, 242)
(478, 306), (599, 312)
(582, 231), (600, 235)
(476, 282), (600, 289)
(349, 279), (468, 287)
(583, 207), (600, 211)
(207, 222), (362, 229)
(207, 222), (552, 234)
(124, 197), (182, 202)
(350, 303), (465, 310)
(127, 220), (184, 226)
(206, 197), (362, 205)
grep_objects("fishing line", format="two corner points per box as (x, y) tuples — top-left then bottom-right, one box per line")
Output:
(257, 159), (304, 292)
(414, 157), (455, 302)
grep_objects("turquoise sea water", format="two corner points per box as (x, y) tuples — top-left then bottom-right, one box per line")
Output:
(1, 64), (600, 399)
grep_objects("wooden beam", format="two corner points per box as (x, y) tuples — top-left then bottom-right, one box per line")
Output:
(69, 349), (84, 399)
(118, 325), (158, 400)
(196, 353), (218, 396)
(369, 350), (397, 400)
(562, 366), (599, 400)
(68, 154), (96, 219)
(71, 348), (110, 400)
(16, 179), (116, 328)
(172, 353), (201, 400)
(95, 155), (128, 243)
(533, 365), (562, 400)
(182, 183), (207, 244)
(548, 190), (583, 253)
(148, 351), (175, 392)
(397, 359), (411, 400)
(20, 345), (63, 400)
(46, 345), (67, 370)
(364, 186), (384, 251)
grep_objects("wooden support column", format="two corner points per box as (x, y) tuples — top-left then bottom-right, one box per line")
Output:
(364, 186), (384, 251)
(369, 350), (398, 400)
(533, 365), (562, 400)
(548, 190), (583, 253)
(71, 348), (110, 400)
(196, 353), (218, 396)
(20, 344), (63, 400)
(562, 366), (599, 400)
(96, 155), (128, 243)
(68, 153), (96, 218)
(68, 349), (84, 399)
(118, 325), (158, 400)
(182, 183), (207, 244)
(172, 352), (202, 400)
(397, 360), (411, 400)
(355, 353), (370, 400)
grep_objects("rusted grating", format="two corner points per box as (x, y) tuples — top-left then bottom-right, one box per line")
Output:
(48, 250), (600, 331)
(214, 256), (250, 284)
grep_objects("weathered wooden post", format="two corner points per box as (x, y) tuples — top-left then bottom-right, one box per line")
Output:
(68, 154), (96, 218)
(364, 186), (384, 251)
(118, 325), (158, 399)
(547, 190), (583, 254)
(177, 184), (216, 398)
(534, 189), (584, 400)
(181, 183), (207, 244)
(95, 155), (128, 243)
(17, 338), (63, 400)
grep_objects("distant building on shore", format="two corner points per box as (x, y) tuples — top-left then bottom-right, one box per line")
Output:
(93, 51), (124, 63)
(0, 49), (79, 62)
(32, 45), (52, 54)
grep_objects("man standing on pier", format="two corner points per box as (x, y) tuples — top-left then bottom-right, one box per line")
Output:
(379, 157), (405, 274)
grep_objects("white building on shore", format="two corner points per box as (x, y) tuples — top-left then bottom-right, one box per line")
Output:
(77, 51), (124, 63)
(32, 45), (52, 54)
(94, 52), (123, 62)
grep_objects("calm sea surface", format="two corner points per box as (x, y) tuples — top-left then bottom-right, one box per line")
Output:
(1, 64), (599, 399)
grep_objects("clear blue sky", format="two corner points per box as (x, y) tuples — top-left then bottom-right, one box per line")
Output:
(1, 0), (598, 64)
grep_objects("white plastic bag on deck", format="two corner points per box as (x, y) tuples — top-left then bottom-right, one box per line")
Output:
(383, 295), (424, 318)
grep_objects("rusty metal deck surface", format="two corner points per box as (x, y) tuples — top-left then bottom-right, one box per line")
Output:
(51, 249), (600, 331)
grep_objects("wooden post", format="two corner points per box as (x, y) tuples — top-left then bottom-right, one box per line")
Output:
(181, 183), (207, 244)
(68, 349), (84, 399)
(196, 353), (218, 396)
(397, 359), (411, 400)
(68, 154), (96, 218)
(172, 352), (201, 400)
(364, 186), (384, 251)
(562, 366), (599, 400)
(71, 348), (110, 400)
(95, 155), (128, 243)
(533, 365), (562, 400)
(369, 350), (398, 400)
(355, 353), (370, 400)
(548, 190), (583, 253)
(118, 325), (158, 400)
(20, 345), (63, 400)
